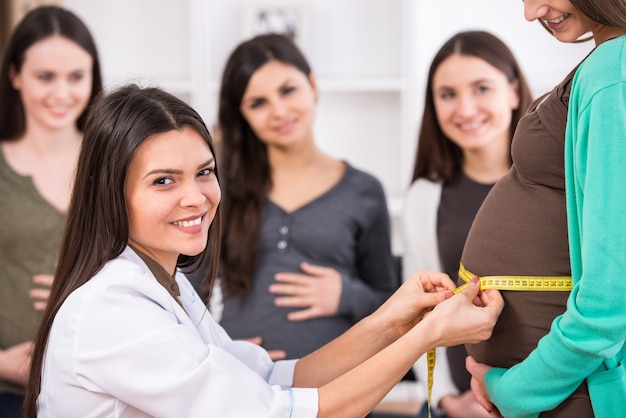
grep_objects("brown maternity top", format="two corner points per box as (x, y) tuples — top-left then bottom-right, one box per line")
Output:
(460, 64), (591, 416)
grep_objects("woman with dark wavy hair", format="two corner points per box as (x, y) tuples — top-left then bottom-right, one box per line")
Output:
(214, 34), (397, 361)
(466, 1), (626, 417)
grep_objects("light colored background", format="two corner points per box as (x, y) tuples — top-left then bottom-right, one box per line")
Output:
(11, 0), (595, 254)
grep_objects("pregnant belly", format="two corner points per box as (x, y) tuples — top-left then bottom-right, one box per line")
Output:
(466, 291), (569, 368)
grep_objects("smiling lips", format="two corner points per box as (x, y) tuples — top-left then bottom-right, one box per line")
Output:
(172, 216), (202, 228)
(457, 120), (485, 131)
(274, 119), (297, 134)
(48, 104), (73, 117)
(545, 13), (569, 25)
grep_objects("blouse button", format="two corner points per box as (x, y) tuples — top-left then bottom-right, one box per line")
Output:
(279, 226), (288, 235)
(277, 240), (288, 250)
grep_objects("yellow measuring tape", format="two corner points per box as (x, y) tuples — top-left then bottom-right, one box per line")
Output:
(425, 263), (573, 417)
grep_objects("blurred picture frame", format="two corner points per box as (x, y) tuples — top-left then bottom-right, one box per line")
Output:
(243, 0), (309, 50)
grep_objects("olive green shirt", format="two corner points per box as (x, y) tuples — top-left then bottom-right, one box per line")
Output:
(0, 148), (66, 395)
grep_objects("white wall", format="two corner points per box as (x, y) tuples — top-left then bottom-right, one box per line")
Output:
(63, 0), (191, 89)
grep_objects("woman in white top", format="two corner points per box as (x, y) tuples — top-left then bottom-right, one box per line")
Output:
(402, 31), (533, 418)
(24, 84), (503, 418)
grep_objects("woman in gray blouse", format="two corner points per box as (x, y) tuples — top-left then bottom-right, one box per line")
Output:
(211, 34), (397, 360)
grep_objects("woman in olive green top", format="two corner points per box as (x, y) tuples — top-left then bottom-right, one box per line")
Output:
(0, 6), (102, 417)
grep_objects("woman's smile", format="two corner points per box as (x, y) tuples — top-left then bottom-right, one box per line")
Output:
(171, 214), (205, 232)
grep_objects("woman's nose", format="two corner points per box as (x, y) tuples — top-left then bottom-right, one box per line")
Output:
(270, 99), (288, 118)
(456, 94), (478, 117)
(51, 79), (71, 101)
(180, 181), (207, 208)
(523, 0), (550, 22)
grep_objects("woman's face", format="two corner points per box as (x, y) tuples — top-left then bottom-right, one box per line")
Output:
(432, 54), (519, 154)
(124, 127), (221, 274)
(10, 35), (93, 133)
(523, 0), (605, 44)
(239, 60), (316, 148)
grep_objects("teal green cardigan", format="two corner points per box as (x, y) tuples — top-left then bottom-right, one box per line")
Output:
(484, 34), (626, 418)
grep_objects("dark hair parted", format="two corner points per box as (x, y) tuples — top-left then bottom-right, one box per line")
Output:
(0, 5), (103, 141)
(217, 34), (311, 299)
(23, 85), (222, 417)
(411, 30), (533, 185)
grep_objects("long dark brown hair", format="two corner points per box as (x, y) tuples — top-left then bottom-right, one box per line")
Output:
(570, 0), (626, 29)
(411, 30), (533, 185)
(0, 5), (103, 141)
(23, 85), (222, 417)
(217, 34), (311, 299)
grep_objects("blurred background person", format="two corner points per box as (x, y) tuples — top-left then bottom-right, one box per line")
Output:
(209, 33), (397, 362)
(402, 30), (532, 418)
(0, 6), (102, 417)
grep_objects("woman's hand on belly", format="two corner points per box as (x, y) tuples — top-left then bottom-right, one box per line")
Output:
(270, 262), (342, 321)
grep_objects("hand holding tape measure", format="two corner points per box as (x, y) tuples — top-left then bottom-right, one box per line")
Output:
(397, 270), (504, 346)
(424, 264), (572, 418)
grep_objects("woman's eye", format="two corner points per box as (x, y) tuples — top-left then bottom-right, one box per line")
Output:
(38, 73), (54, 82)
(69, 72), (85, 82)
(154, 177), (173, 185)
(250, 99), (266, 109)
(439, 90), (455, 100)
(281, 86), (295, 95)
(476, 85), (490, 94)
(198, 167), (215, 178)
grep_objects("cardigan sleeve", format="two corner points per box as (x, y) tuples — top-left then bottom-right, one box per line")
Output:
(484, 58), (626, 418)
(401, 179), (443, 278)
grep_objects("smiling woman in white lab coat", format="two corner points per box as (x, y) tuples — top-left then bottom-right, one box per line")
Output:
(23, 84), (503, 418)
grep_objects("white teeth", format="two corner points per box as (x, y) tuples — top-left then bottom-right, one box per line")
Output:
(546, 14), (568, 24)
(50, 107), (70, 114)
(173, 217), (202, 227)
(459, 121), (482, 130)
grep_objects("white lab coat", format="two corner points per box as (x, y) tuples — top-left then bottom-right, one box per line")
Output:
(38, 247), (318, 418)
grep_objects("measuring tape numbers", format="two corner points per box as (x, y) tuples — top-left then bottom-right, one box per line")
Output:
(424, 263), (572, 418)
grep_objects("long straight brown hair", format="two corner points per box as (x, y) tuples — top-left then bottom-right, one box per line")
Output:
(411, 31), (534, 185)
(571, 0), (626, 28)
(23, 85), (222, 417)
(217, 34), (312, 300)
